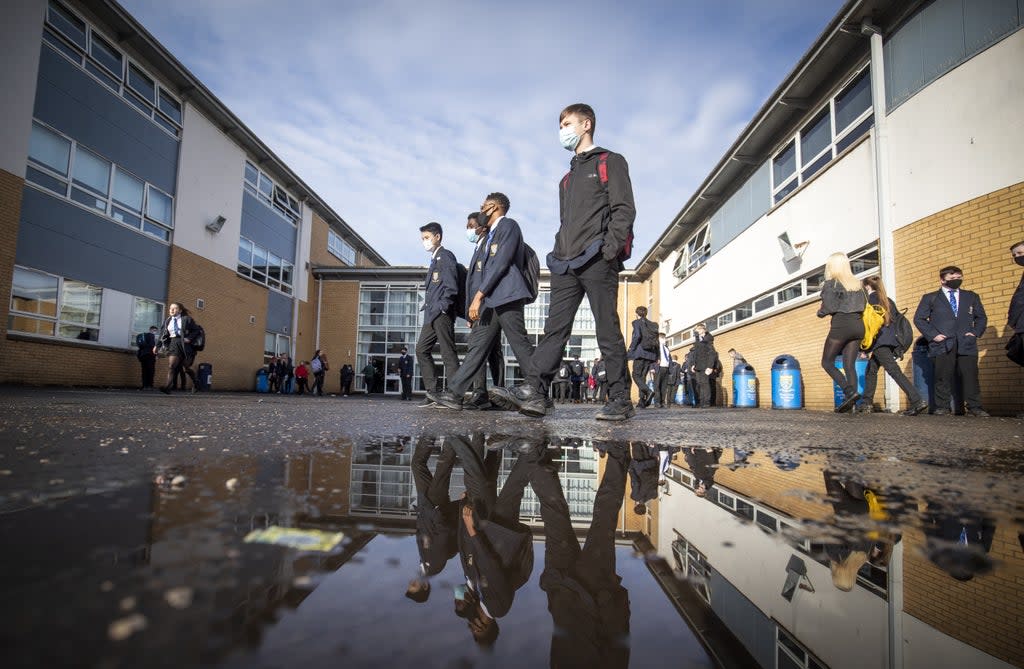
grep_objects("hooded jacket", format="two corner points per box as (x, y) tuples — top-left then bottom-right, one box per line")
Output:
(550, 147), (636, 272)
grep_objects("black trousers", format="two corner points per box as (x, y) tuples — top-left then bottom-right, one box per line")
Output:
(596, 380), (608, 402)
(401, 375), (412, 399)
(631, 359), (654, 401)
(411, 437), (456, 508)
(416, 312), (460, 393)
(695, 371), (712, 407)
(139, 354), (156, 388)
(655, 366), (673, 406)
(528, 256), (628, 400)
(862, 345), (922, 407)
(472, 340), (505, 392)
(449, 303), (533, 396)
(340, 375), (352, 395)
(932, 341), (981, 411)
(313, 371), (325, 395)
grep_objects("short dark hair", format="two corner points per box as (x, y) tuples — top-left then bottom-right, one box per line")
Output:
(938, 265), (963, 278)
(633, 503), (646, 515)
(635, 306), (647, 317)
(560, 103), (596, 137)
(485, 192), (510, 214)
(473, 618), (499, 646)
(467, 212), (479, 222)
(420, 222), (443, 239)
(405, 580), (430, 603)
(1011, 240), (1024, 252)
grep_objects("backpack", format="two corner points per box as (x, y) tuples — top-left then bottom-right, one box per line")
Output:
(571, 361), (584, 377)
(861, 301), (886, 351)
(561, 152), (634, 261)
(454, 262), (469, 321)
(311, 357), (323, 374)
(190, 322), (206, 351)
(558, 365), (569, 379)
(521, 243), (540, 303)
(640, 318), (659, 351)
(892, 309), (915, 359)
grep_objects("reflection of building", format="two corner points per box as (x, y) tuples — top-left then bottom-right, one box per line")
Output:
(649, 450), (1023, 669)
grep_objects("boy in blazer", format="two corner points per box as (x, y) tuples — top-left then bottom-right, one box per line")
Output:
(415, 222), (460, 404)
(428, 193), (535, 410)
(913, 265), (989, 416)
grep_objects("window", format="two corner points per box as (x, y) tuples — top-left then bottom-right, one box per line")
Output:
(8, 266), (102, 342)
(672, 224), (711, 280)
(238, 236), (293, 294)
(777, 627), (830, 669)
(671, 536), (711, 604)
(328, 229), (357, 265)
(264, 332), (290, 365)
(26, 121), (173, 241)
(777, 283), (803, 304)
(754, 294), (775, 313)
(771, 67), (873, 203)
(42, 1), (182, 137)
(243, 161), (301, 224)
(131, 297), (164, 346)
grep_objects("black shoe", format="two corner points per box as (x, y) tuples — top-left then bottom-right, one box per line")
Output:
(159, 386), (171, 395)
(489, 384), (540, 413)
(835, 393), (860, 414)
(932, 408), (951, 416)
(464, 390), (492, 411)
(417, 397), (436, 408)
(545, 396), (555, 410)
(856, 403), (877, 414)
(966, 408), (990, 417)
(595, 397), (636, 421)
(903, 400), (928, 416)
(426, 390), (463, 410)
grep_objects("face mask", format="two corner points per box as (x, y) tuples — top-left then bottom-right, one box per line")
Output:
(559, 126), (580, 152)
(944, 279), (963, 290)
(466, 229), (479, 244)
(422, 239), (436, 252)
(1015, 256), (1024, 267)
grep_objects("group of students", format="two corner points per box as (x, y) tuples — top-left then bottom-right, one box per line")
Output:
(415, 103), (639, 421)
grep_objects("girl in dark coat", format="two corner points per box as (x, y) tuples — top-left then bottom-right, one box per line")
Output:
(860, 276), (928, 415)
(156, 302), (198, 394)
(817, 253), (866, 413)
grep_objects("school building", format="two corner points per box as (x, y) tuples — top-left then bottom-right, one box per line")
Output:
(632, 0), (1023, 414)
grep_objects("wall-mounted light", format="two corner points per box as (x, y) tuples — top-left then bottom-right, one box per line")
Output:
(778, 232), (809, 263)
(206, 215), (227, 234)
(782, 555), (814, 601)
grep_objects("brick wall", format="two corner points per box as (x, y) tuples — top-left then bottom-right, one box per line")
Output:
(313, 280), (361, 395)
(309, 211), (335, 267)
(166, 245), (269, 390)
(0, 169), (25, 377)
(893, 181), (1024, 416)
(902, 521), (1024, 667)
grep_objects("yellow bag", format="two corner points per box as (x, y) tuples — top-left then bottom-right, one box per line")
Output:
(861, 302), (885, 350)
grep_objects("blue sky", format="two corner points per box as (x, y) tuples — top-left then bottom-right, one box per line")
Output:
(121, 0), (845, 267)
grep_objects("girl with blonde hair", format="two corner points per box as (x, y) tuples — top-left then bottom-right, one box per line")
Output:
(817, 252), (866, 412)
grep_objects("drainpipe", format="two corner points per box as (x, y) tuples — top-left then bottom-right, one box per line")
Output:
(864, 20), (900, 414)
(290, 295), (299, 360)
(315, 274), (323, 351)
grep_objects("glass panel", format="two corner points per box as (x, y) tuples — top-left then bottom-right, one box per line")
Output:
(111, 206), (142, 229)
(774, 179), (799, 203)
(29, 123), (71, 176)
(267, 253), (281, 281)
(153, 114), (179, 136)
(778, 630), (806, 661)
(70, 187), (106, 211)
(754, 295), (775, 312)
(123, 89), (151, 114)
(778, 648), (802, 669)
(60, 280), (102, 326)
(244, 162), (259, 185)
(26, 167), (67, 195)
(89, 31), (122, 76)
(281, 263), (293, 287)
(157, 90), (182, 125)
(734, 302), (753, 321)
(59, 324), (98, 340)
(238, 238), (253, 267)
(72, 147), (110, 195)
(800, 108), (831, 166)
(836, 115), (874, 153)
(8, 314), (56, 336)
(43, 29), (82, 60)
(772, 140), (797, 185)
(48, 0), (86, 49)
(84, 61), (119, 91)
(146, 187), (172, 226)
(141, 221), (170, 241)
(777, 284), (803, 303)
(835, 68), (871, 131)
(252, 245), (268, 280)
(11, 267), (58, 316)
(131, 298), (163, 339)
(127, 63), (155, 103)
(801, 152), (832, 182)
(258, 174), (273, 201)
(112, 168), (144, 211)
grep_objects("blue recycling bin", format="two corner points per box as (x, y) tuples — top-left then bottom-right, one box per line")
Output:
(196, 362), (212, 391)
(256, 368), (269, 393)
(732, 364), (757, 407)
(771, 355), (802, 409)
(833, 356), (868, 407)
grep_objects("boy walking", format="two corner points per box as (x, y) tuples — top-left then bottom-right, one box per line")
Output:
(415, 222), (461, 405)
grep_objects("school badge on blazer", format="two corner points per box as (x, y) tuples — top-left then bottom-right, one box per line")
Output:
(432, 271), (440, 283)
(489, 243), (498, 256)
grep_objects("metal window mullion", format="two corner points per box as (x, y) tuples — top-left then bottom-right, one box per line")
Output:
(794, 131), (804, 185)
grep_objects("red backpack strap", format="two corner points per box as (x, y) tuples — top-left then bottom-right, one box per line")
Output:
(597, 152), (609, 186)
(561, 172), (571, 191)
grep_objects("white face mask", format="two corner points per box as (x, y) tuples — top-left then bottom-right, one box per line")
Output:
(559, 126), (580, 152)
(466, 229), (479, 244)
(422, 238), (436, 252)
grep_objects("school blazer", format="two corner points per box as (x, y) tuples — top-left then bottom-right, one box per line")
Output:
(478, 217), (533, 309)
(913, 289), (987, 357)
(422, 246), (459, 324)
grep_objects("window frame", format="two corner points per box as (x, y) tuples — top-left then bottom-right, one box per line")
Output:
(8, 265), (103, 342)
(238, 236), (294, 295)
(328, 229), (357, 265)
(672, 222), (711, 281)
(243, 160), (301, 225)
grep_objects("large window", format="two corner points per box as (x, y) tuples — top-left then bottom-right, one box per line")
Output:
(43, 0), (182, 137)
(328, 229), (356, 265)
(237, 236), (294, 294)
(243, 160), (301, 225)
(264, 332), (291, 365)
(672, 223), (711, 280)
(771, 67), (873, 204)
(671, 536), (712, 604)
(131, 297), (164, 346)
(27, 121), (174, 241)
(9, 266), (102, 342)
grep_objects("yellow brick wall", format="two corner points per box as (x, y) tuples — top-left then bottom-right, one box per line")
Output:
(619, 274), (656, 403)
(893, 181), (1024, 416)
(309, 211), (336, 267)
(166, 245), (269, 390)
(313, 280), (361, 395)
(0, 169), (25, 377)
(902, 521), (1024, 667)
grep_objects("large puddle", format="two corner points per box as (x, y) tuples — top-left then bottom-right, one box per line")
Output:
(1, 432), (1021, 668)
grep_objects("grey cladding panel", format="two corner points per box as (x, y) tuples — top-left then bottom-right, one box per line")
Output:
(709, 162), (770, 255)
(240, 191), (297, 262)
(17, 186), (169, 301)
(266, 290), (292, 334)
(708, 570), (774, 669)
(33, 46), (178, 193)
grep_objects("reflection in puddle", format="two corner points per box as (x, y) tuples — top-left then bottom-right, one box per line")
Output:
(0, 434), (1021, 668)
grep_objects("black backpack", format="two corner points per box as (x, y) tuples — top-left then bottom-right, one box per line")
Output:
(521, 243), (540, 304)
(454, 262), (469, 321)
(640, 318), (659, 351)
(191, 322), (206, 352)
(892, 309), (914, 360)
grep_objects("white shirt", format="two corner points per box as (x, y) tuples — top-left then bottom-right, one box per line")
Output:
(659, 341), (671, 367)
(167, 316), (182, 337)
(946, 288), (960, 308)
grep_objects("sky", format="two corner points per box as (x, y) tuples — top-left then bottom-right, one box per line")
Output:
(121, 0), (846, 267)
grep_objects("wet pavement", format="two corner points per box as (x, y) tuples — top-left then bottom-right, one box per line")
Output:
(0, 387), (1021, 668)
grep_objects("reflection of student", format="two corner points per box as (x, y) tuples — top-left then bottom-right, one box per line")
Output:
(406, 437), (459, 603)
(449, 434), (534, 646)
(921, 501), (996, 581)
(684, 447), (722, 498)
(822, 471), (876, 591)
(628, 443), (659, 514)
(535, 440), (630, 669)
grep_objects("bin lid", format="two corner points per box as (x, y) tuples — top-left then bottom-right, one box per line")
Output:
(772, 355), (800, 370)
(734, 364), (756, 374)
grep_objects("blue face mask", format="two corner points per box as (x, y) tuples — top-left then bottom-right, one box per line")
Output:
(466, 228), (479, 244)
(559, 126), (580, 152)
